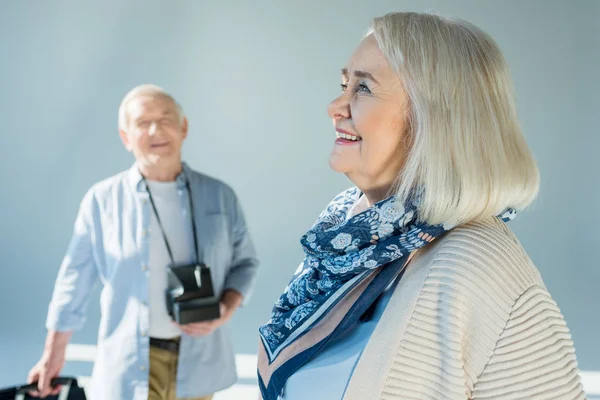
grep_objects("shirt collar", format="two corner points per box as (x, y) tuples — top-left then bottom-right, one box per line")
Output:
(127, 162), (189, 192)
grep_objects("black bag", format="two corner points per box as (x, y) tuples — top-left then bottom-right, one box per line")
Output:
(0, 377), (86, 400)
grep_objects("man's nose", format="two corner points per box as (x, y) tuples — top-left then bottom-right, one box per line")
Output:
(148, 122), (159, 136)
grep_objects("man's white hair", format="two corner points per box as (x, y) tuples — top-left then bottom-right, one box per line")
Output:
(118, 84), (184, 131)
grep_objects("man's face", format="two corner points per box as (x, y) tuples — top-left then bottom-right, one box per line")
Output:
(119, 94), (188, 168)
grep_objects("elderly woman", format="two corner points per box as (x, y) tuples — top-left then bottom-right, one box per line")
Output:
(257, 12), (585, 400)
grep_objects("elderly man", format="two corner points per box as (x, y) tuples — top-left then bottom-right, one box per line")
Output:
(28, 84), (259, 400)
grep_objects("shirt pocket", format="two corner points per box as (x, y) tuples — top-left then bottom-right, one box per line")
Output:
(99, 209), (138, 283)
(197, 212), (232, 286)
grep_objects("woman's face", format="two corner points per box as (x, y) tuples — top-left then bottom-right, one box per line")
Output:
(328, 35), (409, 202)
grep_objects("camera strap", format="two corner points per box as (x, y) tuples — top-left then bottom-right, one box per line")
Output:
(142, 173), (200, 266)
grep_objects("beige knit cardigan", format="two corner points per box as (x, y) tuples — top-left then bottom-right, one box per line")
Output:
(340, 218), (585, 399)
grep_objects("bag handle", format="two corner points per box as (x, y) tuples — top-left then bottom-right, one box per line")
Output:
(15, 377), (77, 399)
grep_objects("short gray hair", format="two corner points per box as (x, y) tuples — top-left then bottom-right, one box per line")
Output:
(118, 84), (184, 131)
(368, 12), (539, 226)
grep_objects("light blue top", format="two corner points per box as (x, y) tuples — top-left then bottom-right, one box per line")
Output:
(281, 274), (400, 400)
(45, 163), (259, 400)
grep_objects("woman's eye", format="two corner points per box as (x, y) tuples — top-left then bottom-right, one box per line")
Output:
(358, 83), (371, 93)
(340, 81), (371, 94)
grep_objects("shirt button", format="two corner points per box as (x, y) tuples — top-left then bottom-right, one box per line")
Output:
(140, 365), (147, 372)
(141, 331), (147, 337)
(141, 264), (148, 271)
(142, 198), (148, 204)
(142, 229), (148, 237)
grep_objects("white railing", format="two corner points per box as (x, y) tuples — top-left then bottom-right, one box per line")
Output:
(66, 344), (599, 399)
(66, 344), (258, 399)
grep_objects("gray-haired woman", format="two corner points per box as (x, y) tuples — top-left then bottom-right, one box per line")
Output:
(257, 12), (585, 400)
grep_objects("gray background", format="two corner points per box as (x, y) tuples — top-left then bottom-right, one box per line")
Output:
(0, 0), (598, 388)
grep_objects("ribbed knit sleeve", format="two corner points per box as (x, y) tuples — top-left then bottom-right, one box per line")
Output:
(472, 285), (585, 399)
(373, 219), (586, 400)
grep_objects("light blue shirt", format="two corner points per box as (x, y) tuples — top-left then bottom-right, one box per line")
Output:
(282, 275), (400, 400)
(45, 163), (259, 400)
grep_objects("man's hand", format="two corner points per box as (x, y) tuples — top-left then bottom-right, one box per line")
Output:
(175, 302), (231, 336)
(27, 330), (72, 397)
(28, 352), (65, 397)
(175, 289), (243, 337)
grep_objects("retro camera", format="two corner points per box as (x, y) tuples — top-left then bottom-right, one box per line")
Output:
(165, 263), (221, 324)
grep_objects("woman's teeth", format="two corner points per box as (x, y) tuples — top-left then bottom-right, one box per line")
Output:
(337, 133), (361, 141)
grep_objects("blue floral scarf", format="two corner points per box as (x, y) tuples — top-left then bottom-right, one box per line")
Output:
(257, 187), (516, 399)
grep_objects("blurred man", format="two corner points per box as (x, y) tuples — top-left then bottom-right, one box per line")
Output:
(28, 84), (259, 400)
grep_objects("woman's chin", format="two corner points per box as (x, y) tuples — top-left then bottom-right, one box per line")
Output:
(329, 154), (354, 174)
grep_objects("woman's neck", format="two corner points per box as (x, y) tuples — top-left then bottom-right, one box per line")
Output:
(362, 185), (393, 207)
